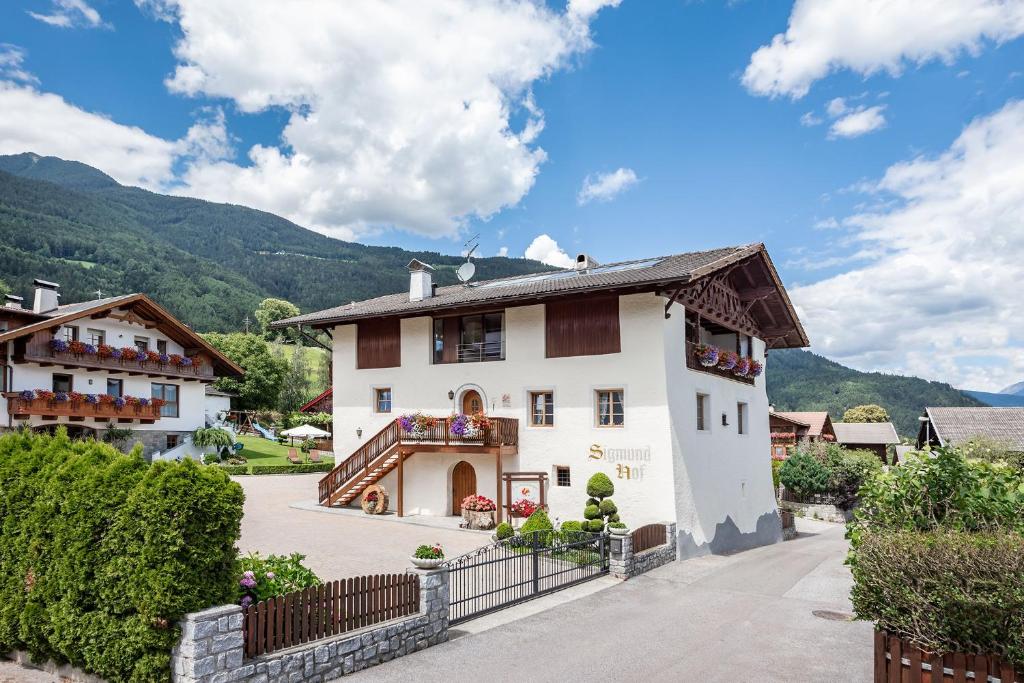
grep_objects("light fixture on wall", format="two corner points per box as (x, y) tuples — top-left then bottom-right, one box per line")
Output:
(448, 390), (455, 400)
(721, 413), (729, 427)
(356, 427), (363, 439)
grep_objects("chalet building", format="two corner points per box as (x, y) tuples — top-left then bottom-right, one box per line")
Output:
(300, 388), (333, 415)
(768, 410), (835, 458)
(917, 407), (1024, 451)
(275, 243), (808, 559)
(0, 281), (243, 459)
(832, 421), (900, 464)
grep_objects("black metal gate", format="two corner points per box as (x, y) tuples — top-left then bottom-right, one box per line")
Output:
(445, 529), (609, 625)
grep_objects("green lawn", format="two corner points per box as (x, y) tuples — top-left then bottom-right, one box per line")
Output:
(236, 435), (334, 467)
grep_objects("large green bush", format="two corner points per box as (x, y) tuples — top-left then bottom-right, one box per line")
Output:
(519, 508), (554, 546)
(850, 530), (1024, 665)
(825, 448), (882, 508)
(778, 451), (829, 499)
(0, 429), (243, 682)
(237, 553), (321, 605)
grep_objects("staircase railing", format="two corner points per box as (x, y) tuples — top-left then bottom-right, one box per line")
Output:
(318, 416), (520, 505)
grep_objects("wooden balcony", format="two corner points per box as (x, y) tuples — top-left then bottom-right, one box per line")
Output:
(685, 342), (756, 385)
(4, 393), (162, 423)
(15, 340), (215, 381)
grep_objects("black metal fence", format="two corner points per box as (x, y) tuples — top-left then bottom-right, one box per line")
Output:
(446, 529), (609, 625)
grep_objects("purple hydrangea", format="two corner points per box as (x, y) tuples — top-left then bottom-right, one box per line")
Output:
(49, 337), (68, 353)
(18, 390), (34, 401)
(240, 595), (253, 609)
(266, 571), (275, 579)
(54, 392), (69, 403)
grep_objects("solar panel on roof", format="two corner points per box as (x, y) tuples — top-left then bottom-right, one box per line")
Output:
(474, 257), (663, 289)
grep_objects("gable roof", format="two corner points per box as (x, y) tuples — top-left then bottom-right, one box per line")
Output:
(273, 242), (809, 348)
(923, 407), (1024, 451)
(772, 411), (832, 438)
(0, 293), (244, 377)
(300, 388), (332, 413)
(833, 422), (900, 445)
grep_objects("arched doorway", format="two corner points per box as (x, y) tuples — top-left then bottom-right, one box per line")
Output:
(462, 390), (484, 415)
(451, 461), (477, 515)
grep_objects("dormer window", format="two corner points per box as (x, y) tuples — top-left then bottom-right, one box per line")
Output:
(432, 312), (504, 364)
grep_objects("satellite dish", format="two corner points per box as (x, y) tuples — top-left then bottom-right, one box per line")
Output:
(457, 261), (476, 283)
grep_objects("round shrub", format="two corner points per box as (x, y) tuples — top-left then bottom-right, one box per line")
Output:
(608, 513), (620, 523)
(586, 472), (614, 499)
(586, 497), (599, 507)
(583, 504), (601, 520)
(598, 499), (617, 515)
(587, 519), (605, 532)
(560, 520), (582, 533)
(779, 451), (830, 500)
(519, 508), (554, 545)
(827, 448), (882, 508)
(495, 522), (514, 540)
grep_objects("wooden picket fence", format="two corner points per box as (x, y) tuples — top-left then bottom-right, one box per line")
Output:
(875, 631), (1021, 683)
(631, 523), (667, 554)
(243, 573), (420, 658)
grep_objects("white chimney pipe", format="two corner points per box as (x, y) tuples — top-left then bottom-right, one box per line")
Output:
(575, 254), (599, 271)
(406, 259), (435, 301)
(32, 279), (60, 314)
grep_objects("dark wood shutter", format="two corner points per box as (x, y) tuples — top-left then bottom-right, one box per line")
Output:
(357, 319), (401, 369)
(442, 317), (459, 364)
(545, 296), (621, 358)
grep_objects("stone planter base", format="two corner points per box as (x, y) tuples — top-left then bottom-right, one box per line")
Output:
(461, 509), (495, 530)
(779, 499), (852, 524)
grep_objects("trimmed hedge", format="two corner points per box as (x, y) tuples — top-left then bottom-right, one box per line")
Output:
(249, 463), (333, 475)
(0, 429), (243, 682)
(220, 464), (250, 475)
(850, 530), (1024, 665)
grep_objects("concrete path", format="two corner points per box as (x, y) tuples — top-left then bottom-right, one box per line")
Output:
(349, 519), (873, 682)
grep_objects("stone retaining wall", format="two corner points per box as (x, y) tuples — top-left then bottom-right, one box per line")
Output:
(779, 499), (852, 524)
(172, 567), (449, 683)
(609, 522), (677, 579)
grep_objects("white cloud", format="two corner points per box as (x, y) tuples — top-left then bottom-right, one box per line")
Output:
(146, 0), (620, 239)
(743, 0), (1024, 98)
(791, 99), (1024, 391)
(524, 234), (574, 268)
(0, 82), (178, 188)
(0, 45), (38, 84)
(813, 217), (840, 230)
(496, 246), (509, 257)
(28, 0), (104, 28)
(800, 111), (822, 126)
(828, 105), (887, 138)
(576, 167), (639, 205)
(826, 97), (848, 117)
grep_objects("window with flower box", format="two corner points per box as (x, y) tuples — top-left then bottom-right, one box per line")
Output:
(106, 378), (123, 398)
(52, 373), (73, 393)
(86, 328), (105, 346)
(151, 383), (178, 417)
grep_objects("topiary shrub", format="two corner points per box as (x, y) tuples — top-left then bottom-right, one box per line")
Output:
(779, 451), (830, 500)
(559, 520), (582, 533)
(519, 507), (554, 546)
(586, 472), (614, 499)
(583, 504), (601, 520)
(0, 428), (244, 682)
(495, 522), (514, 540)
(587, 519), (605, 532)
(581, 472), (618, 532)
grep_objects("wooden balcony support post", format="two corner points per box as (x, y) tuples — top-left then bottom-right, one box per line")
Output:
(495, 449), (503, 525)
(397, 449), (405, 518)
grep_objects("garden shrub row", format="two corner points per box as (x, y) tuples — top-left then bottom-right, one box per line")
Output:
(0, 429), (244, 682)
(848, 447), (1024, 666)
(779, 443), (881, 507)
(249, 463), (333, 475)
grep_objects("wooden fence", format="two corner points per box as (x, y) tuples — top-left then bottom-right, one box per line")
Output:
(875, 631), (1020, 683)
(631, 523), (667, 554)
(243, 573), (420, 658)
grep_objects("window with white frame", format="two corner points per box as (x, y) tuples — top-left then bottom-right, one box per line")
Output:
(86, 328), (105, 346)
(696, 393), (710, 431)
(374, 387), (392, 413)
(737, 402), (748, 434)
(529, 391), (554, 426)
(595, 389), (624, 427)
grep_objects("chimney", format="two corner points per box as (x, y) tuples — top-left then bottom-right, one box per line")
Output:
(574, 253), (599, 271)
(4, 294), (24, 309)
(32, 279), (60, 314)
(406, 259), (435, 302)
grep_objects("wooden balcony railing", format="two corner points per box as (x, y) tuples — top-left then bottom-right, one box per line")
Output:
(19, 340), (215, 381)
(685, 342), (756, 385)
(4, 393), (163, 423)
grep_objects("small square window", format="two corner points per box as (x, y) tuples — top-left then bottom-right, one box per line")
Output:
(555, 466), (571, 487)
(375, 388), (392, 413)
(157, 339), (168, 354)
(529, 391), (554, 426)
(166, 434), (180, 449)
(52, 373), (73, 393)
(107, 378), (123, 398)
(86, 328), (105, 346)
(737, 402), (748, 435)
(595, 389), (624, 427)
(696, 393), (709, 431)
(134, 336), (149, 352)
(61, 326), (79, 342)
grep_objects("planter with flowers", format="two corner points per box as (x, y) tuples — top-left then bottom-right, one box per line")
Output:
(717, 350), (738, 371)
(509, 498), (539, 527)
(411, 543), (445, 569)
(450, 413), (490, 440)
(460, 494), (496, 530)
(733, 356), (751, 377)
(361, 484), (389, 514)
(398, 412), (438, 440)
(694, 343), (719, 367)
(748, 359), (763, 378)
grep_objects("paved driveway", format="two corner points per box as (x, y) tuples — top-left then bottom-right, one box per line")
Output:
(351, 519), (873, 683)
(236, 474), (490, 578)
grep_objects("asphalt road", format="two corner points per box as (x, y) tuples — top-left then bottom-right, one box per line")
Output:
(348, 519), (872, 683)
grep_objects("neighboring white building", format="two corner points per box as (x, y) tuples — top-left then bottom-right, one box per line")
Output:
(0, 281), (244, 459)
(276, 243), (808, 558)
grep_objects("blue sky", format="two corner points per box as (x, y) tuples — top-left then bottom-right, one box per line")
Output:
(1, 0), (1023, 390)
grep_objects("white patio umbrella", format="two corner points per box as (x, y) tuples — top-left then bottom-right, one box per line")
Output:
(280, 424), (331, 439)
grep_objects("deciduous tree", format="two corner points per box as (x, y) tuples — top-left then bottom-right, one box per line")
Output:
(842, 404), (890, 423)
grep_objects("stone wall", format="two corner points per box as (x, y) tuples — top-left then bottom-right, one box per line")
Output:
(172, 567), (449, 683)
(779, 499), (852, 524)
(609, 522), (677, 579)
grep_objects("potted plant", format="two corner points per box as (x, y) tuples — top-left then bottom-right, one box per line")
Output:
(450, 413), (490, 440)
(398, 412), (438, 440)
(509, 499), (539, 525)
(608, 521), (629, 536)
(694, 343), (719, 367)
(748, 359), (764, 377)
(717, 350), (738, 371)
(460, 494), (496, 530)
(410, 543), (445, 569)
(734, 356), (751, 377)
(49, 337), (69, 354)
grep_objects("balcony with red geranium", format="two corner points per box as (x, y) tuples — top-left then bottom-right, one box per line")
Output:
(5, 390), (165, 424)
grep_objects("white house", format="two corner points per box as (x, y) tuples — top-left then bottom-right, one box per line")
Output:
(0, 281), (244, 460)
(275, 243), (808, 558)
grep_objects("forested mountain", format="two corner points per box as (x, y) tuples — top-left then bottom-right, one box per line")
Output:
(0, 153), (551, 332)
(766, 349), (986, 438)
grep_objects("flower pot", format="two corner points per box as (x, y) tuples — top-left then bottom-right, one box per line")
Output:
(609, 526), (629, 536)
(410, 557), (444, 569)
(699, 357), (717, 367)
(462, 509), (495, 530)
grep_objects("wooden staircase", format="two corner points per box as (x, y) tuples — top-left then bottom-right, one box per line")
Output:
(318, 416), (519, 508)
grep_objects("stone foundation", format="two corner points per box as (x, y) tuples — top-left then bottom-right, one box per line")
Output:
(609, 522), (677, 579)
(779, 499), (852, 524)
(171, 567), (449, 683)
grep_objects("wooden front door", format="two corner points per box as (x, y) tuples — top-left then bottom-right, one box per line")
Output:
(462, 390), (483, 415)
(451, 461), (477, 515)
